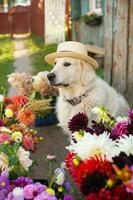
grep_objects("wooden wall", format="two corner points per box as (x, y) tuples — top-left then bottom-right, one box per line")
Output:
(0, 13), (10, 34)
(71, 0), (104, 47)
(104, 0), (133, 106)
(30, 0), (44, 40)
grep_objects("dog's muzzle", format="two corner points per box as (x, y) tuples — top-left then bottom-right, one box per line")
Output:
(47, 73), (69, 87)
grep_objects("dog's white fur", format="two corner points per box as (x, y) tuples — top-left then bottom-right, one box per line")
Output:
(50, 57), (129, 134)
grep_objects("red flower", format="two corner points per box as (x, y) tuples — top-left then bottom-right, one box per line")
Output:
(22, 135), (36, 151)
(86, 186), (133, 200)
(65, 152), (78, 178)
(75, 157), (113, 186)
(11, 96), (28, 106)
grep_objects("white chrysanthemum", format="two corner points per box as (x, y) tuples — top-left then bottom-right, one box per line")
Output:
(116, 116), (128, 122)
(13, 187), (24, 198)
(0, 152), (9, 171)
(66, 132), (118, 161)
(17, 147), (33, 171)
(116, 135), (133, 156)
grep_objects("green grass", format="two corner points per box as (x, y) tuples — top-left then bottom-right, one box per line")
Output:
(96, 67), (104, 79)
(0, 35), (15, 93)
(25, 35), (57, 74)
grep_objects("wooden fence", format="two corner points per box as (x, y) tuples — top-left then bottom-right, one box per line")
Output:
(0, 13), (10, 34)
(104, 0), (133, 106)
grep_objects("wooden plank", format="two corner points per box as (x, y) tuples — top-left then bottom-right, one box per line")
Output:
(86, 44), (105, 56)
(104, 0), (114, 84)
(112, 0), (129, 94)
(126, 0), (133, 106)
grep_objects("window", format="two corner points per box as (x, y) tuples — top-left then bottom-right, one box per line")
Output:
(89, 0), (102, 10)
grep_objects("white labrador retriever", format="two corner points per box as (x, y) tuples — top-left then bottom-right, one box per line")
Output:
(47, 57), (129, 134)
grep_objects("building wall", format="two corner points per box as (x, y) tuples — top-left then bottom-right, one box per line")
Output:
(30, 0), (44, 40)
(71, 0), (104, 47)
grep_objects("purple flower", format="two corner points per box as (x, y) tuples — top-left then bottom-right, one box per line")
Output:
(14, 177), (33, 187)
(63, 194), (74, 200)
(0, 188), (9, 200)
(0, 119), (4, 127)
(34, 191), (57, 200)
(111, 121), (129, 139)
(64, 181), (71, 193)
(0, 176), (10, 190)
(68, 113), (89, 133)
(23, 183), (47, 199)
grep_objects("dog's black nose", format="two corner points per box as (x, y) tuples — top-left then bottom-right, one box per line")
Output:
(47, 73), (56, 82)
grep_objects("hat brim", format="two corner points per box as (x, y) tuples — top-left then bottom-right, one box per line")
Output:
(45, 52), (99, 69)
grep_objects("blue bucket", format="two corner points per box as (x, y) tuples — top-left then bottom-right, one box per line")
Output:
(35, 112), (57, 127)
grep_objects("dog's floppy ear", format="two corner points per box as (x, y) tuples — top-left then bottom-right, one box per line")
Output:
(81, 61), (96, 86)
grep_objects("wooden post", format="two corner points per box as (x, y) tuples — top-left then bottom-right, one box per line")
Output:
(104, 0), (133, 106)
(104, 0), (114, 84)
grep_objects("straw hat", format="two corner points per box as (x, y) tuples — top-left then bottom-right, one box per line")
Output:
(45, 41), (99, 69)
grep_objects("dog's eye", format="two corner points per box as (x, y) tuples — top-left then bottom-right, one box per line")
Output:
(54, 61), (56, 65)
(64, 62), (71, 67)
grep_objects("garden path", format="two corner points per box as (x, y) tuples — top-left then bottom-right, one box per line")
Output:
(7, 38), (83, 199)
(8, 38), (33, 96)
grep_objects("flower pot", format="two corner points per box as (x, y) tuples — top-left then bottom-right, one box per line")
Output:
(35, 112), (57, 127)
(84, 16), (103, 26)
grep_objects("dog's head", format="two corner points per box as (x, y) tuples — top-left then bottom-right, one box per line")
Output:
(47, 57), (96, 88)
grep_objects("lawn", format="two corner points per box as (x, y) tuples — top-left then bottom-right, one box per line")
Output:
(0, 35), (14, 93)
(25, 35), (57, 74)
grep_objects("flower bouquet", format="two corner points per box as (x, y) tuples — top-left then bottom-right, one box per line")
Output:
(0, 89), (42, 179)
(8, 72), (58, 126)
(65, 107), (133, 199)
(0, 160), (74, 200)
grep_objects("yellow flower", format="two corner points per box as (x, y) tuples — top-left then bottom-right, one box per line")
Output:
(45, 188), (55, 195)
(92, 106), (111, 123)
(12, 131), (23, 143)
(58, 186), (64, 192)
(73, 158), (80, 166)
(5, 109), (14, 118)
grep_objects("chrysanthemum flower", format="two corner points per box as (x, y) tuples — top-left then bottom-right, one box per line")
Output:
(116, 135), (133, 156)
(111, 120), (129, 140)
(22, 135), (36, 151)
(5, 109), (14, 118)
(17, 147), (33, 171)
(66, 132), (117, 161)
(14, 176), (33, 187)
(0, 133), (11, 144)
(17, 109), (36, 127)
(68, 113), (89, 133)
(92, 106), (111, 124)
(113, 152), (133, 169)
(11, 96), (28, 106)
(11, 131), (23, 143)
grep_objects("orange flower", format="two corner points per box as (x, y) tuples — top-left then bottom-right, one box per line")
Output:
(17, 109), (36, 127)
(7, 104), (19, 114)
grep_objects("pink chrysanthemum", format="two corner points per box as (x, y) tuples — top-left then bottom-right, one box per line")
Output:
(0, 133), (12, 144)
(111, 121), (129, 140)
(22, 135), (36, 151)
